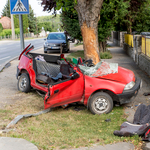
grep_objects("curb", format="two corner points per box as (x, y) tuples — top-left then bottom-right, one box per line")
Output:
(0, 56), (18, 72)
(143, 143), (150, 150)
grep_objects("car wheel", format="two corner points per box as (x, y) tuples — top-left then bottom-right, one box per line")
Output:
(89, 92), (113, 114)
(18, 73), (31, 93)
(44, 47), (47, 53)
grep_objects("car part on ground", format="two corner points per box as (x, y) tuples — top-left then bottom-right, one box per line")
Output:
(6, 108), (51, 129)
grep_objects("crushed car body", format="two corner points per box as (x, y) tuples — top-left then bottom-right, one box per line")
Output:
(16, 44), (141, 115)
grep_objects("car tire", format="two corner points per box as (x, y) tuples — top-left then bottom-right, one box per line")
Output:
(18, 73), (31, 93)
(89, 92), (113, 115)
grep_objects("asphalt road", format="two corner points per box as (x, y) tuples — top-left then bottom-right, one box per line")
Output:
(0, 38), (45, 67)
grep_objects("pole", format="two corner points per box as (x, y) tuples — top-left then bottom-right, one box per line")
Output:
(11, 14), (15, 40)
(19, 14), (25, 52)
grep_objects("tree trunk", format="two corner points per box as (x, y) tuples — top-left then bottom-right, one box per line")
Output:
(76, 0), (103, 64)
(127, 16), (132, 34)
(99, 41), (107, 52)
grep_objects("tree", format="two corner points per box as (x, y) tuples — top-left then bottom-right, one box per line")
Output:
(124, 0), (148, 33)
(22, 15), (29, 33)
(98, 0), (129, 52)
(37, 15), (62, 32)
(38, 22), (52, 32)
(1, 0), (10, 18)
(1, 1), (37, 34)
(133, 1), (150, 32)
(60, 0), (129, 52)
(41, 0), (103, 64)
(60, 1), (82, 41)
(0, 23), (3, 33)
(28, 5), (37, 34)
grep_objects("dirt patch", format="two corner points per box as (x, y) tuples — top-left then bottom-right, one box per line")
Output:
(0, 60), (37, 109)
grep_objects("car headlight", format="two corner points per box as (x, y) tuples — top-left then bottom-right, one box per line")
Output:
(124, 81), (135, 90)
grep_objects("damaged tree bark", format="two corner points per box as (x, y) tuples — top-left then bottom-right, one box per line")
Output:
(75, 0), (103, 64)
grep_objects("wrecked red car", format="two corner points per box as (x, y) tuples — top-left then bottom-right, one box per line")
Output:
(16, 44), (141, 114)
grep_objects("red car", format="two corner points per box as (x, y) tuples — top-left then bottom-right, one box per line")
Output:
(16, 44), (141, 114)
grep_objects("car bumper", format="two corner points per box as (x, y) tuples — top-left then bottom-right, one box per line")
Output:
(117, 77), (141, 104)
(45, 46), (68, 52)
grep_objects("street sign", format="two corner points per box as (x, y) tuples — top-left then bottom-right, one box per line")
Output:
(10, 0), (29, 14)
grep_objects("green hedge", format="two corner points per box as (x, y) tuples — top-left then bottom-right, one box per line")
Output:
(0, 28), (20, 37)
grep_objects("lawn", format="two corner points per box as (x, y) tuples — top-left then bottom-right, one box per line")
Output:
(0, 91), (143, 150)
(66, 50), (112, 62)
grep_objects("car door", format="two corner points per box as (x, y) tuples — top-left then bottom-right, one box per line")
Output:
(44, 72), (84, 109)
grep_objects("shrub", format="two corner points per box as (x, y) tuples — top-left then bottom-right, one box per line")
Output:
(0, 28), (20, 37)
(15, 28), (20, 35)
(100, 51), (112, 59)
(0, 23), (3, 33)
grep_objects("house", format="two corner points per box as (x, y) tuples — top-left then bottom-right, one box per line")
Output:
(0, 16), (11, 29)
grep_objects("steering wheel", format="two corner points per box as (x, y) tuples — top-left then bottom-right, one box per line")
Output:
(81, 59), (95, 67)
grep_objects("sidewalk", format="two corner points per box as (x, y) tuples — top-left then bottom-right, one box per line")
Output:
(0, 42), (150, 149)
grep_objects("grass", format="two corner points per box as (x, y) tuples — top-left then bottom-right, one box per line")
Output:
(0, 91), (143, 149)
(66, 50), (112, 62)
(100, 51), (112, 59)
(74, 42), (83, 47)
(67, 50), (84, 60)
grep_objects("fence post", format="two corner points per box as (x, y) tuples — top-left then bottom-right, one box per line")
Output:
(145, 36), (146, 56)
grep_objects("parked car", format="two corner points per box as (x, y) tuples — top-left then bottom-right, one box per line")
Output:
(44, 32), (70, 53)
(16, 44), (141, 115)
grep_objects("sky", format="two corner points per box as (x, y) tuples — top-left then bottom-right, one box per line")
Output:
(0, 0), (52, 17)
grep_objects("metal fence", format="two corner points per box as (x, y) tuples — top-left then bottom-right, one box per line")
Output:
(141, 36), (150, 57)
(0, 33), (32, 40)
(124, 34), (133, 47)
(124, 33), (150, 58)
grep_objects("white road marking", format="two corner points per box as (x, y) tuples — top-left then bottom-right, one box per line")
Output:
(0, 56), (11, 61)
(34, 46), (43, 50)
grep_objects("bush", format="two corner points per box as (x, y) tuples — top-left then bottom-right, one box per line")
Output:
(15, 28), (20, 34)
(100, 51), (112, 59)
(0, 28), (20, 37)
(0, 23), (3, 33)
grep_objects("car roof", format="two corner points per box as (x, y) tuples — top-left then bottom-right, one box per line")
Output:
(49, 32), (65, 34)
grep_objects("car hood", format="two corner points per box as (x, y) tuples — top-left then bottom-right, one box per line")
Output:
(46, 39), (66, 44)
(97, 66), (135, 84)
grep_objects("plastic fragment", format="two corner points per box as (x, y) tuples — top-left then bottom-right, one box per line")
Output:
(6, 108), (51, 129)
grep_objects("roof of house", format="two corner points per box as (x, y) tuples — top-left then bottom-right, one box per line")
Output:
(0, 16), (11, 29)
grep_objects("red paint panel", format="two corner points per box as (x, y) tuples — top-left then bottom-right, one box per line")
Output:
(97, 66), (135, 84)
(44, 72), (84, 109)
(83, 75), (126, 105)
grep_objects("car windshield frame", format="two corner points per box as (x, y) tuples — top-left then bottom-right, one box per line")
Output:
(47, 33), (66, 40)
